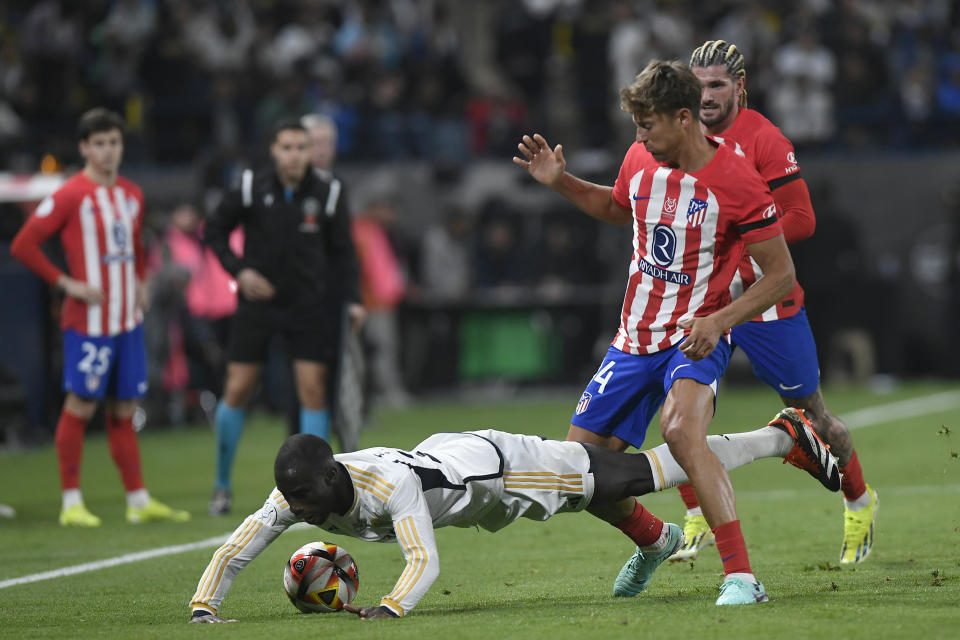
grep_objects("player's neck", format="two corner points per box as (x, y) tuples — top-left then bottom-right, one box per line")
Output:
(83, 165), (118, 186)
(674, 132), (717, 173)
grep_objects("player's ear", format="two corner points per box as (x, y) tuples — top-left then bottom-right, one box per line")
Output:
(322, 464), (339, 487)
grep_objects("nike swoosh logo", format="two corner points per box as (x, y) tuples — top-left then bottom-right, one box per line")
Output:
(670, 364), (691, 378)
(633, 194), (650, 200)
(778, 382), (803, 391)
(721, 554), (737, 562)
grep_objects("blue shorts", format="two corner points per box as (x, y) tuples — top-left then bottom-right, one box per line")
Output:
(571, 339), (731, 449)
(63, 326), (148, 400)
(730, 307), (820, 399)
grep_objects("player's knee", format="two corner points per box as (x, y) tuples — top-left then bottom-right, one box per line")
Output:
(64, 394), (98, 420)
(661, 425), (702, 464)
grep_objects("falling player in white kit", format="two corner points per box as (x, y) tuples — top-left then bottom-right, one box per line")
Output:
(189, 407), (838, 622)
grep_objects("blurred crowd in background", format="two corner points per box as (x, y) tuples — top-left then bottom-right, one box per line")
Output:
(1, 0), (959, 438)
(1, 0), (959, 173)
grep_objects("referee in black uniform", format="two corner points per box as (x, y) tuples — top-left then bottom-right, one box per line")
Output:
(204, 119), (361, 516)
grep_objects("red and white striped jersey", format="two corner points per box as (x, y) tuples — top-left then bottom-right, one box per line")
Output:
(610, 141), (782, 355)
(713, 108), (806, 321)
(11, 172), (145, 336)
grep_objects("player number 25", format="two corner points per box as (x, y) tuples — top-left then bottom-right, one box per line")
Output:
(78, 342), (112, 376)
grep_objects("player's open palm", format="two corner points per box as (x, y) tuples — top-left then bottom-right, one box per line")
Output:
(513, 133), (565, 187)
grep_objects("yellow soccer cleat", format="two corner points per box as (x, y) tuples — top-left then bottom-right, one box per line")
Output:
(126, 498), (191, 524)
(59, 503), (102, 527)
(840, 485), (878, 564)
(669, 514), (714, 562)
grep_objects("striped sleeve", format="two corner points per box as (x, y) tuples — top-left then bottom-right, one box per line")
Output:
(377, 475), (439, 617)
(189, 488), (298, 616)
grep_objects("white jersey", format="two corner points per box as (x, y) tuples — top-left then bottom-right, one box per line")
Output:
(190, 430), (595, 617)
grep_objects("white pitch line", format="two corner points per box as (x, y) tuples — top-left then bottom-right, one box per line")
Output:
(0, 534), (229, 590)
(839, 389), (960, 429)
(1, 389), (957, 590)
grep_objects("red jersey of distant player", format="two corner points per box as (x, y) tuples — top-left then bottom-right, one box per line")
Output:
(610, 140), (783, 355)
(11, 172), (145, 337)
(711, 108), (811, 321)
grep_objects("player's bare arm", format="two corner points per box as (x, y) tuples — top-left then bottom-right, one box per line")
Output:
(679, 234), (795, 361)
(56, 274), (103, 304)
(514, 133), (631, 226)
(236, 268), (276, 301)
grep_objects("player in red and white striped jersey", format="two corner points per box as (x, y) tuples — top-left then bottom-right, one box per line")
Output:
(665, 40), (877, 566)
(11, 108), (188, 527)
(515, 61), (796, 605)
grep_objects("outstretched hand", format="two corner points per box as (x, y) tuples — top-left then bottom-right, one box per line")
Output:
(513, 133), (566, 187)
(343, 604), (397, 620)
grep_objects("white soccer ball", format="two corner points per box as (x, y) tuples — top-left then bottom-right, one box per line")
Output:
(283, 542), (360, 613)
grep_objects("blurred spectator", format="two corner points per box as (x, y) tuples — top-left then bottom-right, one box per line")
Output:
(146, 203), (237, 424)
(179, 0), (256, 75)
(419, 203), (472, 301)
(769, 30), (837, 148)
(352, 195), (410, 408)
(472, 199), (530, 290)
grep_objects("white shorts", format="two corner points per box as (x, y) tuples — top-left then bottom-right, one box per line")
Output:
(461, 430), (595, 532)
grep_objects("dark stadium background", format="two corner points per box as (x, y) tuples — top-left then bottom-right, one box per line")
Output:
(1, 0), (958, 445)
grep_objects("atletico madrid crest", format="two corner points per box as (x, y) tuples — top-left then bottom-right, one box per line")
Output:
(686, 198), (708, 227)
(576, 391), (592, 415)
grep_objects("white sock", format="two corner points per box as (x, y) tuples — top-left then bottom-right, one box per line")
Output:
(686, 506), (703, 518)
(643, 426), (792, 491)
(62, 489), (83, 510)
(725, 572), (758, 585)
(844, 490), (871, 511)
(126, 488), (150, 509)
(639, 523), (671, 553)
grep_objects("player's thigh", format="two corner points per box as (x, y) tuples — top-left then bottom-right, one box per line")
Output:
(659, 339), (730, 448)
(63, 392), (99, 420)
(569, 346), (670, 450)
(225, 306), (273, 366)
(106, 325), (148, 402)
(62, 329), (112, 403)
(731, 308), (820, 400)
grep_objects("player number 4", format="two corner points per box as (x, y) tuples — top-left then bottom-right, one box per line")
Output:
(78, 342), (112, 376)
(592, 361), (615, 394)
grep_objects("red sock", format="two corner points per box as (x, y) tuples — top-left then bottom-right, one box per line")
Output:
(55, 410), (89, 490)
(613, 501), (665, 547)
(713, 520), (752, 576)
(106, 413), (144, 491)
(678, 483), (700, 510)
(840, 451), (866, 501)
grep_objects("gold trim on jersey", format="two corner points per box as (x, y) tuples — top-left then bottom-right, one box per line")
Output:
(192, 518), (264, 604)
(504, 471), (584, 492)
(345, 464), (396, 502)
(379, 597), (404, 617)
(269, 488), (289, 509)
(385, 516), (428, 609)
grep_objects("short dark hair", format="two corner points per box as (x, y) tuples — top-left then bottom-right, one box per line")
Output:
(619, 60), (702, 120)
(275, 434), (334, 485)
(271, 118), (307, 143)
(78, 108), (125, 141)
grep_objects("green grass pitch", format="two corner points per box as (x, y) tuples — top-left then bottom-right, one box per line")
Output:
(1, 381), (958, 639)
